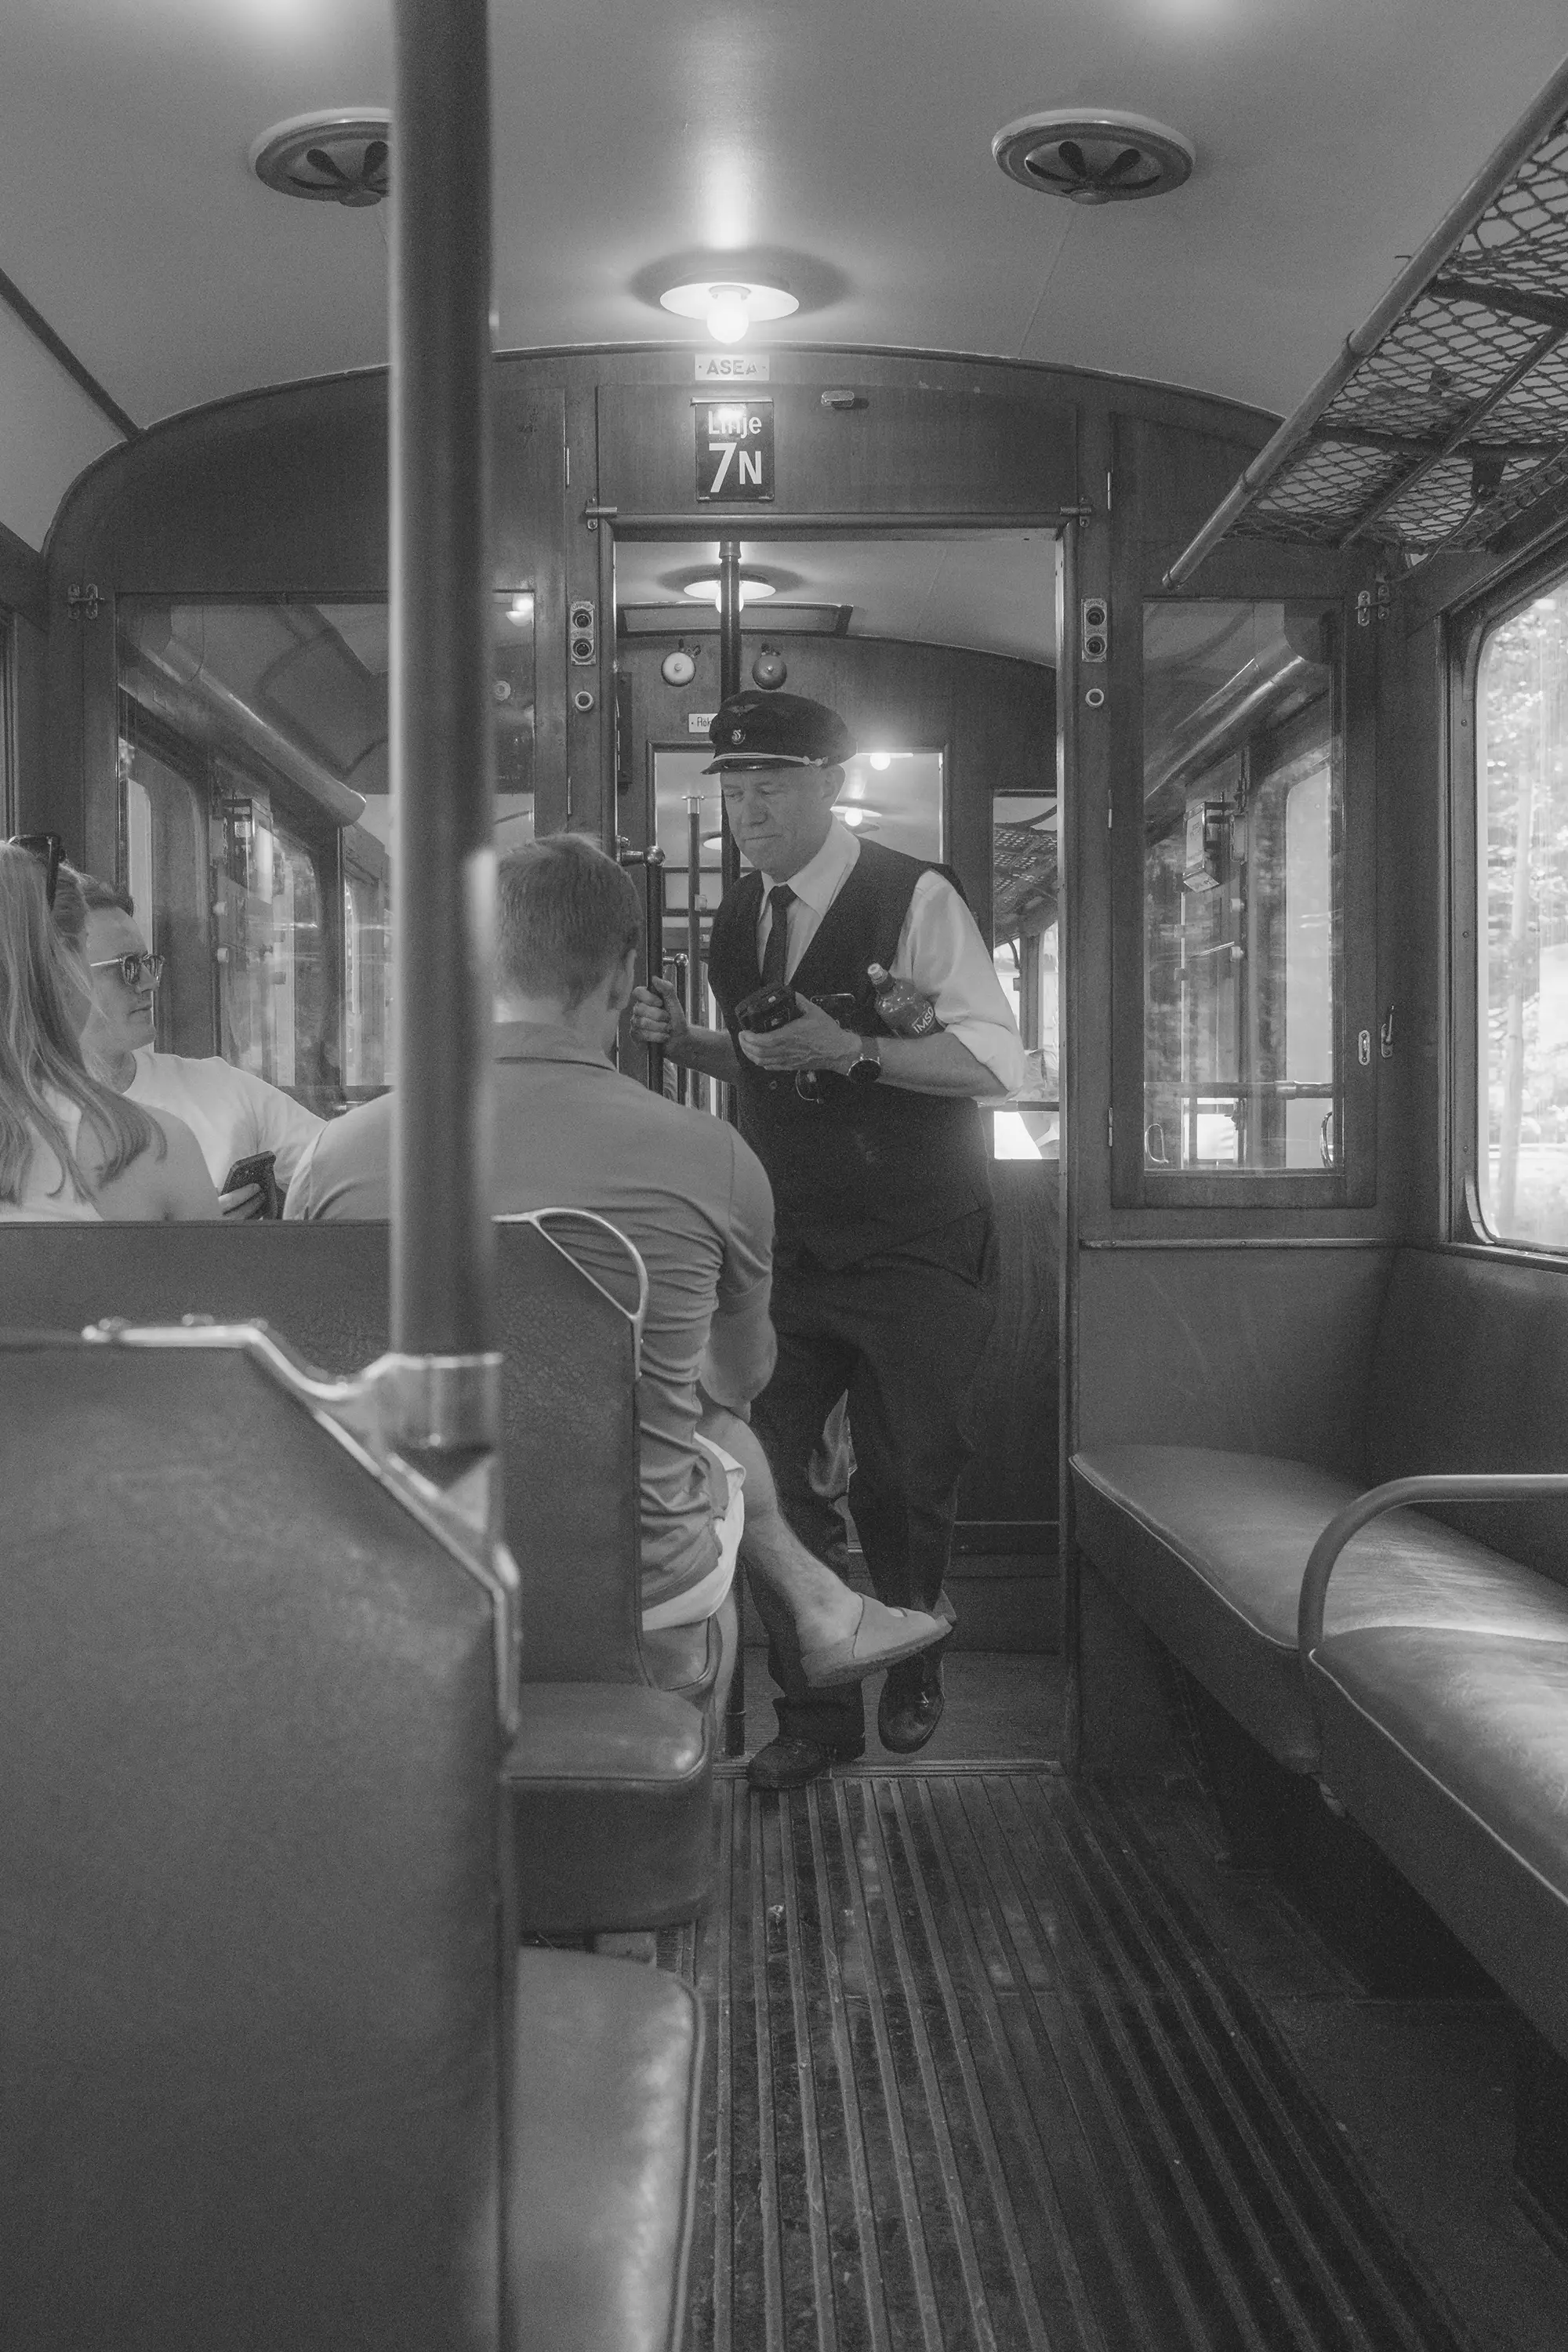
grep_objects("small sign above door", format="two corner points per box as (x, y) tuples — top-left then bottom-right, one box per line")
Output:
(695, 398), (775, 503)
(695, 352), (770, 383)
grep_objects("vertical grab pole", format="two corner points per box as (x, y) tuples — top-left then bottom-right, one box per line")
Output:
(387, 0), (499, 1437)
(718, 539), (742, 706)
(686, 796), (706, 1112)
(718, 538), (743, 893)
(717, 535), (748, 1748)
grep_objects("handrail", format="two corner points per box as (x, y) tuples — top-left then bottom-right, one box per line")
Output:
(1297, 1471), (1568, 1659)
(500, 1207), (651, 1374)
(1163, 45), (1568, 587)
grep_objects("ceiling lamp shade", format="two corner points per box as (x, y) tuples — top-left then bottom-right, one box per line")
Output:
(659, 281), (799, 343)
(251, 111), (391, 206)
(993, 110), (1194, 205)
(684, 575), (776, 608)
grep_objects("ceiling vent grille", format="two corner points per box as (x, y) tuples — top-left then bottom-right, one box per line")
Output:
(251, 112), (390, 208)
(993, 111), (1195, 205)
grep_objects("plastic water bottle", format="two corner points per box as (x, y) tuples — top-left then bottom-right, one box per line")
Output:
(866, 963), (942, 1037)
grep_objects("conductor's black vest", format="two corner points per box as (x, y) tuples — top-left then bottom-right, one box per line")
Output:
(707, 840), (992, 1268)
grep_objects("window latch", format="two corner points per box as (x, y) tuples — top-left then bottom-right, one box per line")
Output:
(1379, 1007), (1396, 1060)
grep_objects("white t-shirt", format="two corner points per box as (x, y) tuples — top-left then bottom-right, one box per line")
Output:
(0, 1092), (101, 1222)
(126, 1051), (324, 1194)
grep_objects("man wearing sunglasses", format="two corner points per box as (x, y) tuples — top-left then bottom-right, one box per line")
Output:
(75, 873), (324, 1219)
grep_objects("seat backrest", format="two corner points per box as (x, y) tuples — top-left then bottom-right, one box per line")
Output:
(1370, 1247), (1568, 1584)
(0, 1334), (512, 2351)
(0, 1221), (646, 1682)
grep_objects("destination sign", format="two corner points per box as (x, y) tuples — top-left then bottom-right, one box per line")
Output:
(695, 397), (775, 503)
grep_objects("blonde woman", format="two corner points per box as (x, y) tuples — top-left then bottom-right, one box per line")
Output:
(0, 842), (218, 1222)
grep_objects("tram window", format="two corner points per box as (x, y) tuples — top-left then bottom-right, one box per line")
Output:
(1475, 579), (1568, 1250)
(1142, 600), (1341, 1177)
(117, 593), (535, 1103)
(991, 792), (1058, 1160)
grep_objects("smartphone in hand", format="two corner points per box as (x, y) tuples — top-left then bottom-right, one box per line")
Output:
(220, 1149), (280, 1220)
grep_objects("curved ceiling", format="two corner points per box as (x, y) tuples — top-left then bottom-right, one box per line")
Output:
(2, 2), (1566, 547)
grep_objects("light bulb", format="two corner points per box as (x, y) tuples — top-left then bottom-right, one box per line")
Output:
(868, 752), (892, 771)
(843, 810), (865, 828)
(706, 285), (750, 343)
(506, 592), (534, 626)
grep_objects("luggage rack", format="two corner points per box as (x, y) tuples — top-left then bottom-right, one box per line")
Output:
(1167, 51), (1568, 583)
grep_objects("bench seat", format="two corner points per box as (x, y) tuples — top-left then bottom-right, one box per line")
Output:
(1073, 1443), (1568, 1771)
(513, 1949), (702, 2352)
(506, 1687), (713, 1935)
(1308, 1628), (1568, 2054)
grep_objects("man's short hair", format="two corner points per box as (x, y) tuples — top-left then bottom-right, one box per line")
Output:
(496, 833), (643, 1011)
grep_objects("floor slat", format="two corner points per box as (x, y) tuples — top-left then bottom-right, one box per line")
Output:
(662, 1769), (1474, 2352)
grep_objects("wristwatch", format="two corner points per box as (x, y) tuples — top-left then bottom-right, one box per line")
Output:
(846, 1036), (883, 1087)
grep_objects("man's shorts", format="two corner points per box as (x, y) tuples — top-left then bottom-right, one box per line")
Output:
(640, 1436), (746, 1631)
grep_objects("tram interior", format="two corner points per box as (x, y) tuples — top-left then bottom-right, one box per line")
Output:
(5, 7), (1568, 2350)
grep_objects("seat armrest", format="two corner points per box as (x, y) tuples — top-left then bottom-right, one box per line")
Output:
(1298, 1472), (1568, 1660)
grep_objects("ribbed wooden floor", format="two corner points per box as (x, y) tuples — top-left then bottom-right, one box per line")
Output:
(658, 1766), (1469, 2352)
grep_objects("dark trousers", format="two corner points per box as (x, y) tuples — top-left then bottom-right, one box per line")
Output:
(750, 1218), (997, 1750)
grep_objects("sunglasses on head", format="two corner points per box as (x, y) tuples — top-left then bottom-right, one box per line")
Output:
(7, 833), (64, 909)
(89, 950), (165, 989)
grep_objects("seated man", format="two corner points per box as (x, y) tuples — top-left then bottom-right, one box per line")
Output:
(287, 833), (946, 1708)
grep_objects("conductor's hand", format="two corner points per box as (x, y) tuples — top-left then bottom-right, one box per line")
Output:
(739, 997), (858, 1073)
(630, 975), (690, 1051)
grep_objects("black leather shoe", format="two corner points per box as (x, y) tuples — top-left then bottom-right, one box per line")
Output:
(746, 1734), (863, 1791)
(877, 1651), (946, 1755)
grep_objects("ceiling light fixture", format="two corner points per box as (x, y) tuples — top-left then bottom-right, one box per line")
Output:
(683, 575), (776, 608)
(993, 109), (1195, 205)
(659, 280), (799, 343)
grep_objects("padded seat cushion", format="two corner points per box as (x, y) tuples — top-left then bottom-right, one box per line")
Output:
(511, 1951), (702, 2352)
(504, 1685), (713, 1934)
(1073, 1445), (1568, 1771)
(1309, 1627), (1568, 2053)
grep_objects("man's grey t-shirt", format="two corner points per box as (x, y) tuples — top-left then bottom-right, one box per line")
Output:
(286, 1022), (774, 1617)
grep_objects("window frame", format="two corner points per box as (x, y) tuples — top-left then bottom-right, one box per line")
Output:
(1449, 537), (1568, 1258)
(0, 606), (14, 836)
(1111, 579), (1379, 1211)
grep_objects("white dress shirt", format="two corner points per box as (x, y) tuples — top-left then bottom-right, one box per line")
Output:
(127, 1050), (325, 1192)
(754, 818), (1027, 1098)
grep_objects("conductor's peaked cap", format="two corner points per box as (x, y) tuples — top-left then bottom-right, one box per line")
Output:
(702, 691), (855, 773)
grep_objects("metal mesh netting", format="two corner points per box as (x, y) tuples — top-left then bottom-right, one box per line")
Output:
(1239, 117), (1568, 563)
(992, 821), (1058, 932)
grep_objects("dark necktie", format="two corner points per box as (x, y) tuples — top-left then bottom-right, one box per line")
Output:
(760, 884), (796, 989)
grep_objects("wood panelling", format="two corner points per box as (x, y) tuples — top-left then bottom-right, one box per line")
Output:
(0, 517), (45, 631)
(1075, 1242), (1395, 1477)
(10, 612), (46, 832)
(598, 383), (1076, 521)
(956, 1160), (1059, 1530)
